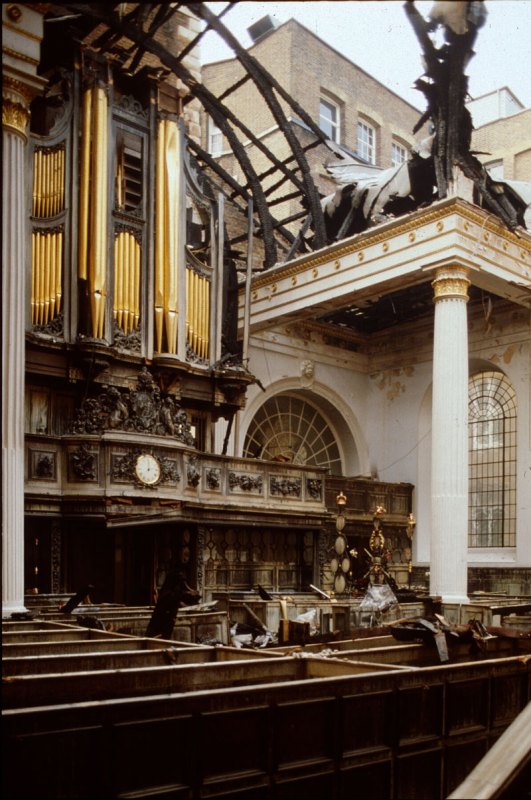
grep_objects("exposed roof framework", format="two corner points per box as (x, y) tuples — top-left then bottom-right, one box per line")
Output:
(49, 1), (341, 268)
(43, 2), (529, 334)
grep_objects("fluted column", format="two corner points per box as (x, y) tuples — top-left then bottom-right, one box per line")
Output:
(430, 264), (470, 603)
(2, 4), (46, 617)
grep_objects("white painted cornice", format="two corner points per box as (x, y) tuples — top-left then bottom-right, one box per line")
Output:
(238, 198), (531, 336)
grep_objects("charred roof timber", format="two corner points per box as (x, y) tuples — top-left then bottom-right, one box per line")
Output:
(48, 2), (529, 269)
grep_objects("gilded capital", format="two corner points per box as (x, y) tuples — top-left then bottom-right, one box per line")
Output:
(2, 75), (33, 140)
(431, 265), (470, 302)
(2, 96), (30, 139)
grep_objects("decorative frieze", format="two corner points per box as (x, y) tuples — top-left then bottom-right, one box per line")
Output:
(70, 442), (97, 482)
(205, 468), (221, 490)
(228, 472), (263, 493)
(306, 478), (322, 501)
(270, 476), (301, 497)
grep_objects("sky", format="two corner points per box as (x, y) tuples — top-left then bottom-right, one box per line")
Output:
(200, 1), (531, 111)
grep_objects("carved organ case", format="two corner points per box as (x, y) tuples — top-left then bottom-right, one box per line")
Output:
(28, 49), (228, 368)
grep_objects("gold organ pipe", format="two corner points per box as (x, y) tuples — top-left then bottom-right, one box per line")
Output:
(130, 233), (136, 333)
(50, 150), (57, 216)
(113, 234), (120, 329)
(34, 232), (40, 324)
(44, 232), (52, 323)
(126, 232), (133, 334)
(201, 278), (208, 358)
(50, 234), (57, 319)
(38, 232), (46, 324)
(192, 270), (198, 353)
(38, 150), (44, 217)
(154, 120), (165, 352)
(201, 277), (208, 359)
(90, 86), (108, 339)
(187, 267), (193, 349)
(201, 276), (207, 359)
(78, 88), (92, 280)
(42, 152), (48, 218)
(31, 232), (36, 323)
(205, 278), (210, 359)
(186, 267), (192, 344)
(56, 232), (63, 315)
(195, 271), (200, 354)
(58, 149), (64, 213)
(32, 151), (38, 217)
(165, 120), (179, 354)
(46, 151), (52, 217)
(133, 235), (140, 330)
(122, 231), (129, 333)
(54, 149), (59, 215)
(198, 274), (204, 357)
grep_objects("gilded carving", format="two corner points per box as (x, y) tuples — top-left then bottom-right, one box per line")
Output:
(432, 266), (470, 301)
(2, 98), (30, 137)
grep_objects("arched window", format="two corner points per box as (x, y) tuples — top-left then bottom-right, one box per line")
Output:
(468, 371), (517, 547)
(243, 394), (342, 474)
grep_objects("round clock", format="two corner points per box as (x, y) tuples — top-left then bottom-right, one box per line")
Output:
(135, 453), (161, 485)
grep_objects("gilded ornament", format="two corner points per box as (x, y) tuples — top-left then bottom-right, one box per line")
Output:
(2, 98), (30, 138)
(357, 251), (364, 262)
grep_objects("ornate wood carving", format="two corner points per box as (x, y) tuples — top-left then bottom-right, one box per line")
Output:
(72, 367), (195, 443)
(228, 472), (263, 493)
(270, 476), (301, 497)
(306, 478), (322, 501)
(70, 442), (97, 481)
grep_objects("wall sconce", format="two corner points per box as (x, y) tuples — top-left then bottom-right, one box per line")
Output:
(336, 491), (347, 510)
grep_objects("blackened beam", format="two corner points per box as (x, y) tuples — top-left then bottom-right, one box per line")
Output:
(284, 214), (313, 262)
(61, 4), (280, 267)
(268, 190), (304, 208)
(218, 73), (252, 102)
(189, 2), (328, 251)
(187, 138), (250, 203)
(187, 139), (297, 250)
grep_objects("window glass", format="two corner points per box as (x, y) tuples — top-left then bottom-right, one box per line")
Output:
(468, 371), (516, 547)
(392, 140), (408, 166)
(243, 394), (342, 475)
(208, 118), (223, 155)
(320, 98), (340, 142)
(357, 120), (375, 164)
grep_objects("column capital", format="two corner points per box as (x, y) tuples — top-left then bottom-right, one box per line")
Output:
(431, 264), (470, 302)
(3, 3), (47, 140)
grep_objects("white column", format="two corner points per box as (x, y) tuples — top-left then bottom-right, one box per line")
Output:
(430, 265), (470, 604)
(2, 92), (30, 616)
(2, 4), (46, 617)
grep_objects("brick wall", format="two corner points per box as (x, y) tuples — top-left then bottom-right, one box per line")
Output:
(471, 108), (531, 181)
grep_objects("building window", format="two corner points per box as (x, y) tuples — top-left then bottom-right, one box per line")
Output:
(243, 394), (342, 475)
(208, 117), (223, 155)
(391, 140), (408, 166)
(357, 120), (376, 164)
(319, 97), (340, 143)
(468, 371), (517, 547)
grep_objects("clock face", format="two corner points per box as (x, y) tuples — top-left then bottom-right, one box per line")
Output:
(135, 454), (161, 485)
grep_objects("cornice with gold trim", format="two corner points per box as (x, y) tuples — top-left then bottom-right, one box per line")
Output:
(2, 19), (43, 42)
(2, 45), (40, 66)
(251, 200), (530, 291)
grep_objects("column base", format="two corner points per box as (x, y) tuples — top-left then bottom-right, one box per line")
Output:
(2, 601), (29, 619)
(440, 594), (470, 605)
